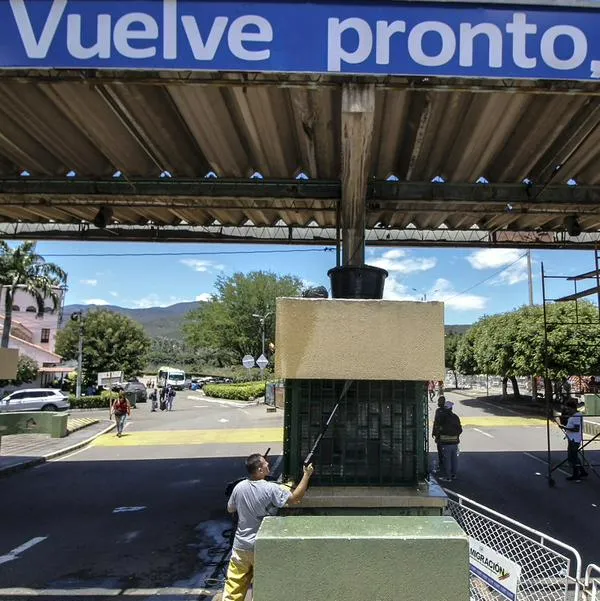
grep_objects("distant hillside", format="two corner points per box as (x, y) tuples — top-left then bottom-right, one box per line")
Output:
(445, 324), (471, 335)
(63, 302), (472, 340)
(62, 301), (203, 338)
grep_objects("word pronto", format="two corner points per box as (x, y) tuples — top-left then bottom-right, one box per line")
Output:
(328, 14), (589, 72)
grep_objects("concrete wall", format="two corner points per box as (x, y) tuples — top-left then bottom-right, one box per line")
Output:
(275, 298), (444, 381)
(255, 515), (469, 601)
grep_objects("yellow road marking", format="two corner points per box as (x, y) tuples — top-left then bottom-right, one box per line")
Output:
(92, 417), (546, 447)
(460, 416), (546, 427)
(92, 427), (284, 447)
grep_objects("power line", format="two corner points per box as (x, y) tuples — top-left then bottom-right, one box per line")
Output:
(445, 252), (529, 301)
(43, 247), (336, 258)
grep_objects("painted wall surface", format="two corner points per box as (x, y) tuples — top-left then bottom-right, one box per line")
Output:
(255, 515), (469, 601)
(0, 287), (64, 352)
(275, 298), (444, 381)
(0, 349), (18, 379)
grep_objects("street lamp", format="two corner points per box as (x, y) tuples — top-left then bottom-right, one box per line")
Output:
(252, 311), (272, 359)
(70, 311), (84, 399)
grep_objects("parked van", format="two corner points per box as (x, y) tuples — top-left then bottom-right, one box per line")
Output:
(157, 366), (186, 391)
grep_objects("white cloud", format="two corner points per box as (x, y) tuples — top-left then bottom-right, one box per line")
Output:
(80, 279), (97, 286)
(128, 293), (211, 308)
(382, 277), (415, 301)
(196, 293), (212, 302)
(371, 249), (437, 274)
(84, 298), (109, 306)
(466, 248), (528, 286)
(467, 248), (522, 270)
(428, 278), (487, 311)
(109, 291), (119, 297)
(180, 259), (225, 272)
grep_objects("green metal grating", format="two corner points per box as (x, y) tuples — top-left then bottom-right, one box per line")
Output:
(283, 379), (428, 486)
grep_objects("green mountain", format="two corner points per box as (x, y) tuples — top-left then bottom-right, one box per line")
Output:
(64, 301), (471, 340)
(62, 301), (202, 339)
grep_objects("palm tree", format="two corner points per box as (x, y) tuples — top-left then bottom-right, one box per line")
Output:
(0, 241), (67, 348)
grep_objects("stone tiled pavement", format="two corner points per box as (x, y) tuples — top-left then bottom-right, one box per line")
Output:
(0, 418), (114, 475)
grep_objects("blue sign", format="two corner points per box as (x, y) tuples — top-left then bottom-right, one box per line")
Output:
(1, 0), (600, 80)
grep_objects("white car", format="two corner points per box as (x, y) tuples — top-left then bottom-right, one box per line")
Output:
(0, 389), (70, 412)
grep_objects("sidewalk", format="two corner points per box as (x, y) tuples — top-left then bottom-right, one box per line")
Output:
(0, 418), (114, 476)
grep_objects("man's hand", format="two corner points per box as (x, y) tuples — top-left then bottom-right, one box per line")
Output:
(303, 463), (314, 478)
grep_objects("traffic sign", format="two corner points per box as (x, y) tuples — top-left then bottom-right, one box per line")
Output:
(256, 354), (269, 369)
(242, 355), (255, 369)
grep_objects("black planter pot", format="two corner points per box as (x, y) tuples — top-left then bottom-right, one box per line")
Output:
(327, 265), (388, 299)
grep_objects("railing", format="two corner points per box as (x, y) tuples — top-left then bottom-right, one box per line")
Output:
(583, 565), (600, 601)
(445, 491), (582, 601)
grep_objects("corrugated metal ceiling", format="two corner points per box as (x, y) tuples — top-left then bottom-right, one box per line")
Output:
(1, 71), (600, 245)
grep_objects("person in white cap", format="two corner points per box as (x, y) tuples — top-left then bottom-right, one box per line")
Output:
(433, 400), (463, 482)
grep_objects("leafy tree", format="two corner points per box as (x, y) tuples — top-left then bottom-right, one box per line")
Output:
(0, 241), (67, 347)
(56, 310), (149, 386)
(445, 333), (462, 389)
(0, 354), (39, 387)
(184, 271), (303, 362)
(455, 327), (479, 376)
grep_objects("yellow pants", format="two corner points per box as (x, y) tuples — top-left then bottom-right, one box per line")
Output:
(223, 548), (255, 601)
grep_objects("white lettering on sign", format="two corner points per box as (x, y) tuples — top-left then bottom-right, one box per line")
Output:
(540, 25), (587, 70)
(459, 23), (503, 68)
(114, 12), (159, 59)
(9, 0), (272, 63)
(326, 11), (592, 75)
(408, 21), (456, 67)
(6, 0), (599, 78)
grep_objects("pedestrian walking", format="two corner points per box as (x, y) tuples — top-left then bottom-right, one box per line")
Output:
(110, 392), (131, 437)
(431, 395), (447, 473)
(558, 399), (588, 482)
(222, 453), (314, 601)
(427, 380), (436, 402)
(167, 385), (176, 411)
(432, 400), (462, 482)
(149, 388), (158, 412)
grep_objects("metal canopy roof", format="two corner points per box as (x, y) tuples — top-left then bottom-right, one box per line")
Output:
(2, 71), (600, 248)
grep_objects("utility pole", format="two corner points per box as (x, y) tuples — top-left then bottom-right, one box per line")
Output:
(527, 249), (534, 305)
(71, 311), (84, 399)
(527, 249), (535, 400)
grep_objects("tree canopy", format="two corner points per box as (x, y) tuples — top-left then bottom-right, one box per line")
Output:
(184, 271), (303, 362)
(56, 310), (150, 385)
(0, 241), (67, 348)
(452, 301), (600, 383)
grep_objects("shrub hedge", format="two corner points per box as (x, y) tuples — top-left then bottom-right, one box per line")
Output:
(68, 395), (112, 409)
(203, 381), (266, 401)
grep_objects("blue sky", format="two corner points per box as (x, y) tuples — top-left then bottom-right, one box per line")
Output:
(33, 241), (597, 325)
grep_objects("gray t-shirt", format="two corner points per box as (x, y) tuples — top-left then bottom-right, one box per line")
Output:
(228, 479), (291, 551)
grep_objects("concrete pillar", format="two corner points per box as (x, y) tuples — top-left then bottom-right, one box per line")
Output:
(254, 515), (470, 601)
(341, 84), (375, 266)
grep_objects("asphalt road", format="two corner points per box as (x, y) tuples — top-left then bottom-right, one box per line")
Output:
(0, 390), (598, 600)
(0, 394), (283, 600)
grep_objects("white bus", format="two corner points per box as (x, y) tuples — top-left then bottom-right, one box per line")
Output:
(157, 366), (186, 390)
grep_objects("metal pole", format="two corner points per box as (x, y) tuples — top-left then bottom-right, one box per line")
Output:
(527, 250), (535, 399)
(261, 318), (266, 358)
(76, 318), (83, 400)
(527, 249), (534, 305)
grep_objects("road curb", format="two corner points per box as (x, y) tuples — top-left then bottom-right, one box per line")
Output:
(0, 422), (115, 477)
(45, 422), (116, 460)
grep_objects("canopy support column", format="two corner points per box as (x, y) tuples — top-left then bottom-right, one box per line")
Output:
(341, 84), (375, 266)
